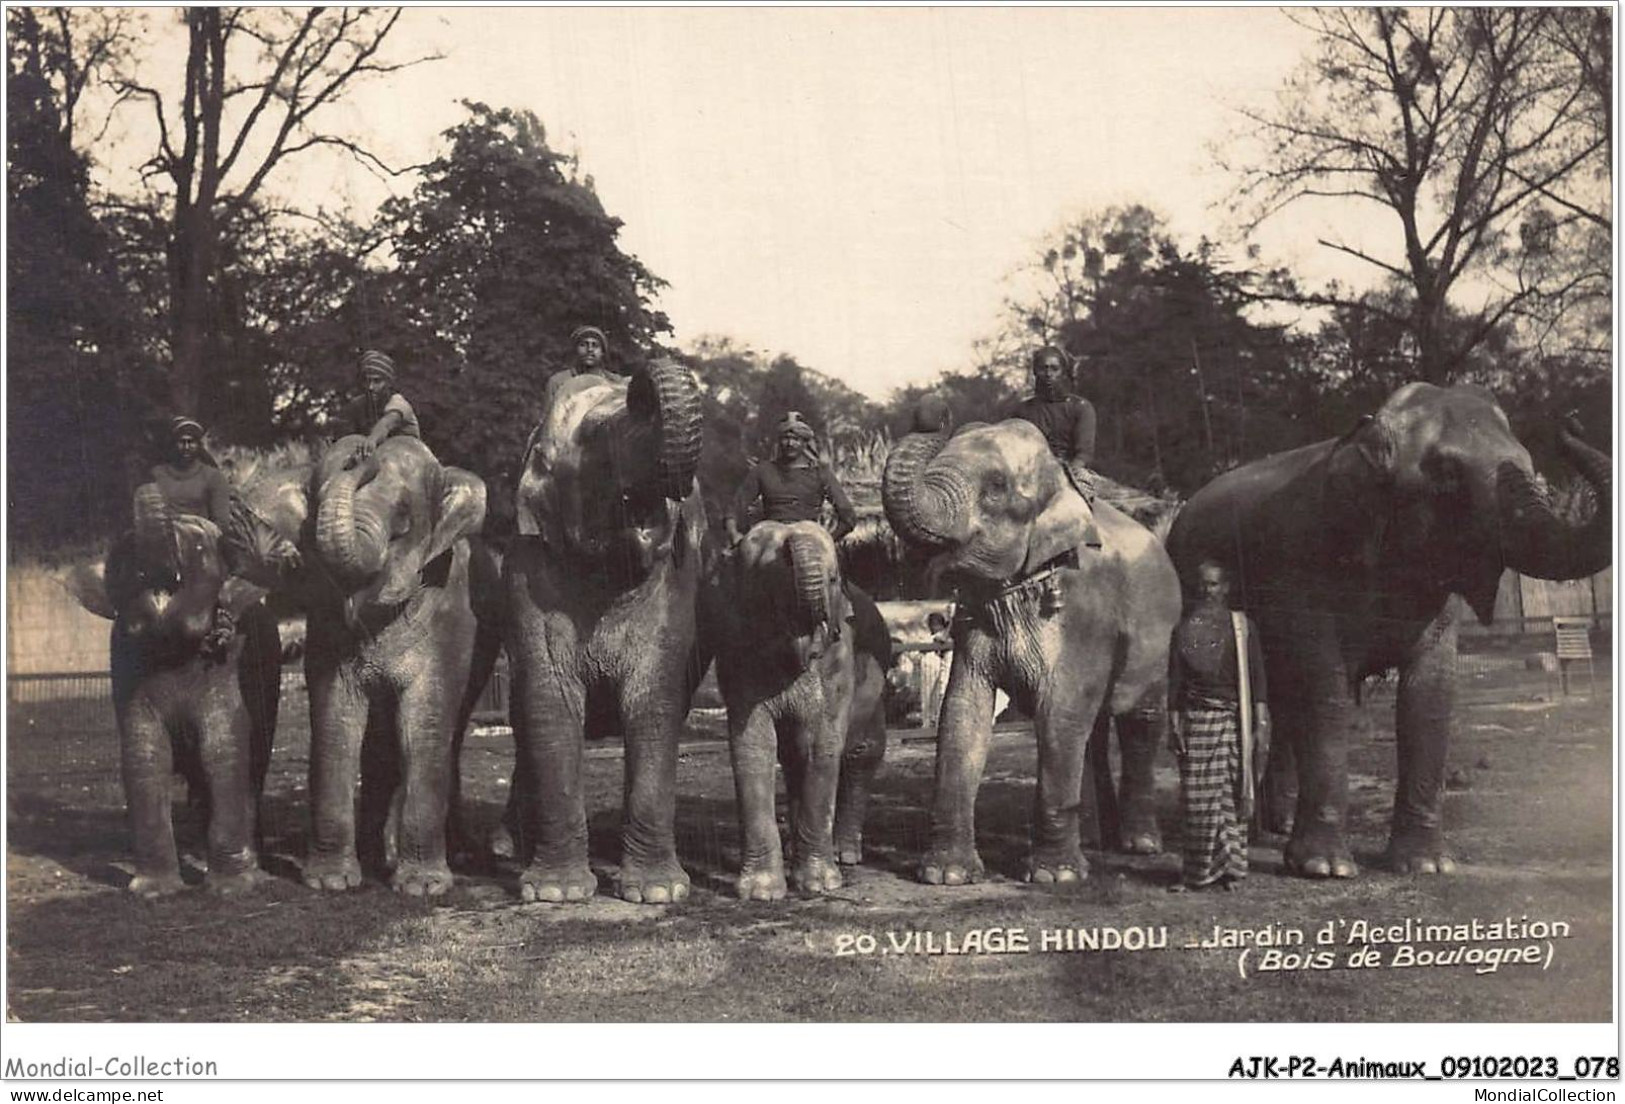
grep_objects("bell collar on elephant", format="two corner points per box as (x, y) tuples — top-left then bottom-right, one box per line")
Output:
(950, 546), (1079, 635)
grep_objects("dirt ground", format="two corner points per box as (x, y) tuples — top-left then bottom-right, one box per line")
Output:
(4, 657), (1613, 1022)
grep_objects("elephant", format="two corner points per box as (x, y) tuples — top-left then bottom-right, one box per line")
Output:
(882, 416), (1183, 884)
(1165, 383), (1611, 878)
(234, 435), (492, 896)
(68, 485), (280, 897)
(701, 521), (892, 899)
(505, 358), (706, 904)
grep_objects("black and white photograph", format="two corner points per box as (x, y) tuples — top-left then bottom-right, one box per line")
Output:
(3, 3), (1617, 1084)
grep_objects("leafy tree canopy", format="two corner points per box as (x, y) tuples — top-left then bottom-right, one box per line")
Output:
(332, 101), (674, 529)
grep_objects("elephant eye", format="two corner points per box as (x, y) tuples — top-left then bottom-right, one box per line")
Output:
(142, 567), (178, 592)
(1423, 453), (1466, 499)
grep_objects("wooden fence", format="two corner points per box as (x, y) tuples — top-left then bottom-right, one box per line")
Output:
(1460, 567), (1613, 635)
(7, 566), (1611, 718)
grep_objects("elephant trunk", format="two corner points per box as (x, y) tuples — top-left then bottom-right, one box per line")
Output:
(882, 431), (967, 550)
(1496, 425), (1612, 582)
(628, 358), (703, 500)
(132, 484), (177, 575)
(786, 530), (830, 629)
(315, 457), (388, 582)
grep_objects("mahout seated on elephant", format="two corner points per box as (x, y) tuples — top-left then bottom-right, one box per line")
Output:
(882, 411), (1182, 884)
(67, 485), (280, 897)
(1166, 383), (1610, 878)
(233, 435), (495, 896)
(505, 356), (707, 903)
(701, 521), (891, 898)
(339, 349), (422, 465)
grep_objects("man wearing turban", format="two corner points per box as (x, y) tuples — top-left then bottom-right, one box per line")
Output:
(144, 415), (294, 654)
(149, 415), (233, 528)
(343, 349), (421, 462)
(727, 411), (857, 545)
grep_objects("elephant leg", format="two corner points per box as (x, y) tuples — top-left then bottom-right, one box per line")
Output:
(616, 679), (690, 905)
(239, 609), (280, 799)
(783, 711), (844, 895)
(776, 723), (806, 844)
(1386, 612), (1459, 875)
(239, 614), (280, 858)
(118, 696), (185, 897)
(730, 706), (786, 900)
(304, 660), (367, 891)
(512, 659), (594, 903)
(1114, 692), (1165, 854)
(1078, 710), (1117, 851)
(390, 677), (458, 897)
(358, 698), (399, 873)
(1258, 717), (1297, 836)
(1029, 677), (1105, 883)
(491, 749), (532, 864)
(835, 703), (887, 865)
(1281, 614), (1359, 879)
(198, 686), (262, 893)
(448, 627), (503, 868)
(920, 652), (995, 885)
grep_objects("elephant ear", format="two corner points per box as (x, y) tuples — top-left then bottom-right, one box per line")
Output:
(60, 562), (115, 620)
(1324, 412), (1397, 561)
(372, 466), (487, 608)
(1023, 465), (1093, 574)
(423, 466), (487, 575)
(229, 465), (313, 588)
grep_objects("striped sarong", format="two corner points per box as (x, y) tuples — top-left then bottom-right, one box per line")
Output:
(1177, 706), (1247, 887)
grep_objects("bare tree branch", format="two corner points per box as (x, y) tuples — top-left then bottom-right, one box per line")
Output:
(216, 9), (322, 183)
(1316, 239), (1412, 281)
(1225, 7), (1610, 380)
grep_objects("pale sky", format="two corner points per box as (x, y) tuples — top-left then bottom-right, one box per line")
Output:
(94, 7), (1353, 399)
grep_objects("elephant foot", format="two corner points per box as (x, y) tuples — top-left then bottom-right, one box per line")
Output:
(393, 861), (455, 897)
(1259, 813), (1293, 837)
(1026, 848), (1088, 885)
(127, 871), (187, 898)
(302, 853), (364, 892)
(736, 865), (788, 902)
(1258, 800), (1294, 837)
(1385, 832), (1458, 875)
(618, 859), (691, 905)
(834, 834), (864, 866)
(518, 861), (598, 903)
(206, 868), (271, 896)
(446, 821), (482, 870)
(919, 846), (985, 886)
(1283, 833), (1358, 879)
(791, 857), (843, 895)
(1121, 831), (1162, 855)
(488, 823), (524, 863)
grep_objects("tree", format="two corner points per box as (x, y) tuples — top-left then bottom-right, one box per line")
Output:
(978, 206), (1317, 493)
(682, 337), (886, 528)
(368, 102), (672, 528)
(886, 365), (1019, 439)
(108, 7), (429, 420)
(7, 8), (155, 550)
(1231, 8), (1611, 382)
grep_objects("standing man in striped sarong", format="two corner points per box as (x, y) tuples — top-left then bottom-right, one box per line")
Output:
(1167, 560), (1270, 892)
